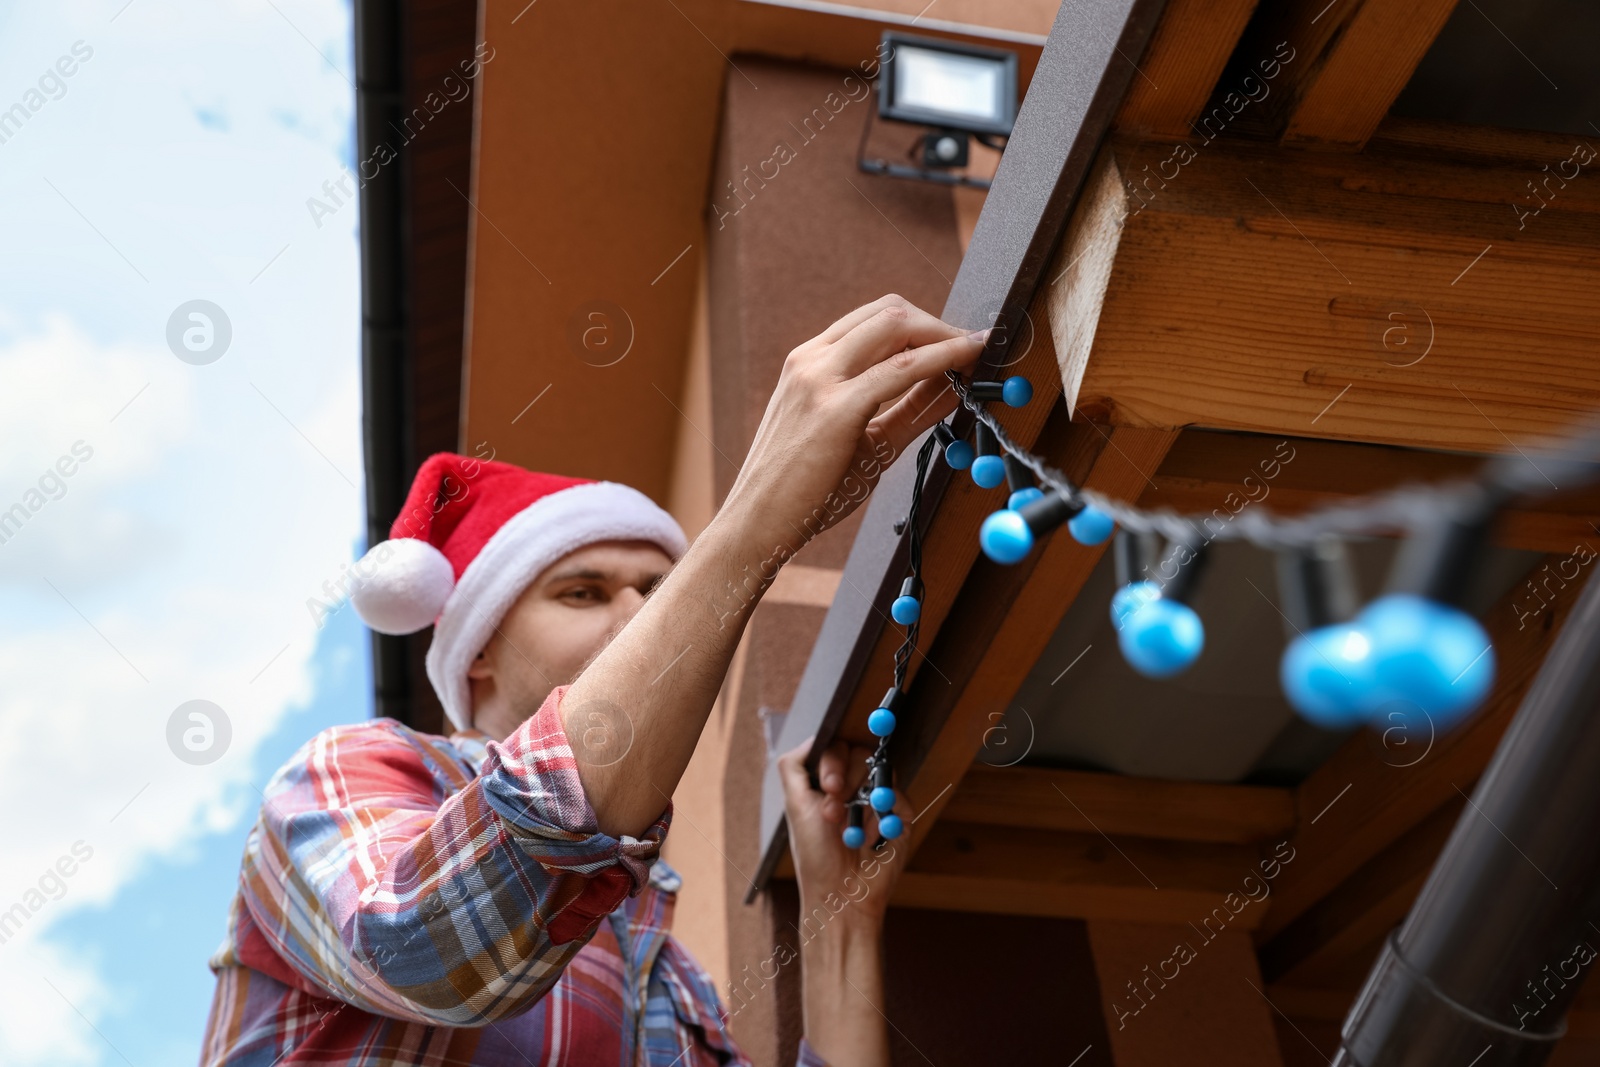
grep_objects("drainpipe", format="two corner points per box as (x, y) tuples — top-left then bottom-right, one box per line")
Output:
(1334, 569), (1600, 1065)
(354, 0), (413, 723)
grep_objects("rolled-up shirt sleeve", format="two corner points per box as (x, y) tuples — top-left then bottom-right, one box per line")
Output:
(236, 684), (668, 1027)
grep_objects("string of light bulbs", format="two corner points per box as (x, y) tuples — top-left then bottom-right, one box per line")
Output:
(839, 369), (1600, 849)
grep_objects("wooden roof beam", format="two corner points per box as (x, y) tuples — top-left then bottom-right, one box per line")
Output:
(943, 764), (1296, 845)
(1048, 128), (1600, 454)
(1258, 797), (1462, 987)
(1112, 0), (1260, 138)
(1243, 0), (1462, 150)
(894, 821), (1276, 926)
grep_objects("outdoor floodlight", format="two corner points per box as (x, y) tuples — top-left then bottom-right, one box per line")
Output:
(858, 32), (1018, 189)
(878, 33), (1018, 138)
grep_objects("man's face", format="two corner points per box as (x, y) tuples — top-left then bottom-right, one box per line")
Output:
(466, 539), (672, 741)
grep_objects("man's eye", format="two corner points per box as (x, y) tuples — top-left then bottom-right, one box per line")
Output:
(562, 586), (602, 603)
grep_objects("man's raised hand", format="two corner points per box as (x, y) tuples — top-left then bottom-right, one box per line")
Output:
(555, 296), (983, 842)
(720, 294), (988, 556)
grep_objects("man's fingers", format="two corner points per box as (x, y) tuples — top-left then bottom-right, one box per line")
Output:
(857, 329), (989, 406)
(866, 376), (963, 463)
(776, 736), (816, 809)
(817, 293), (921, 344)
(782, 737), (881, 813)
(817, 746), (847, 796)
(827, 304), (972, 380)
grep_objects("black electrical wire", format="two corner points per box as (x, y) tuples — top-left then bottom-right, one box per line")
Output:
(849, 431), (939, 848)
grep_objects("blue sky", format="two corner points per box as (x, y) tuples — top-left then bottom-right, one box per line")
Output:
(0, 1), (366, 1062)
(49, 609), (367, 1065)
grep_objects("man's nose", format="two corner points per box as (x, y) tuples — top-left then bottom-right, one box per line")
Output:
(615, 586), (648, 621)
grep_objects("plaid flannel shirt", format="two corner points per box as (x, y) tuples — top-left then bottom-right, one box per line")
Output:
(200, 684), (830, 1066)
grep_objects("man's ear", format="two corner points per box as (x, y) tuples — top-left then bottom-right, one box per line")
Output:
(467, 646), (492, 680)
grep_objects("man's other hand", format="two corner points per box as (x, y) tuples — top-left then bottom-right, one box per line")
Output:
(778, 735), (910, 928)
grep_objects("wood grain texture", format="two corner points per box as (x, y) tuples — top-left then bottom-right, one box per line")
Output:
(1113, 0), (1260, 137)
(1255, 558), (1583, 942)
(1369, 115), (1600, 166)
(894, 872), (1233, 925)
(1053, 130), (1600, 454)
(1258, 797), (1462, 986)
(897, 822), (1273, 927)
(1246, 0), (1462, 150)
(1047, 152), (1129, 416)
(945, 764), (1296, 844)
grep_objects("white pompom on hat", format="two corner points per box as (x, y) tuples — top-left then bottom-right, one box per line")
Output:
(352, 537), (457, 635)
(350, 452), (687, 732)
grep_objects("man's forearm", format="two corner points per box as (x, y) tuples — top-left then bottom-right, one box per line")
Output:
(556, 297), (984, 839)
(803, 916), (891, 1067)
(559, 508), (783, 838)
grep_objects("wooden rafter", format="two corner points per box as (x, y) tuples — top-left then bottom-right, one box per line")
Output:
(1113, 0), (1259, 137)
(1258, 797), (1462, 986)
(896, 821), (1273, 926)
(943, 764), (1295, 844)
(1241, 0), (1463, 150)
(1049, 129), (1600, 454)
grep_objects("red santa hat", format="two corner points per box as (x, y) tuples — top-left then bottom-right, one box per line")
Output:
(350, 453), (688, 731)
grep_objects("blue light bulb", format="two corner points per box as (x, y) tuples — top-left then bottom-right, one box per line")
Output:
(842, 825), (866, 848)
(1357, 594), (1496, 728)
(870, 786), (896, 813)
(1280, 623), (1375, 728)
(1008, 486), (1045, 511)
(971, 454), (1006, 489)
(1002, 376), (1034, 408)
(867, 707), (897, 737)
(890, 594), (921, 625)
(1067, 504), (1115, 546)
(1110, 580), (1162, 630)
(878, 813), (905, 839)
(944, 439), (974, 470)
(1118, 597), (1205, 677)
(980, 509), (1033, 564)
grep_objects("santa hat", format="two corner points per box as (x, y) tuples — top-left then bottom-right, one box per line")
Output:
(350, 453), (688, 731)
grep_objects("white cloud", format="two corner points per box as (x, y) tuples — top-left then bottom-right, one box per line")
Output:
(0, 0), (363, 1060)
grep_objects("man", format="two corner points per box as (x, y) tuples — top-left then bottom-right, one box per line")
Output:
(200, 296), (987, 1064)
